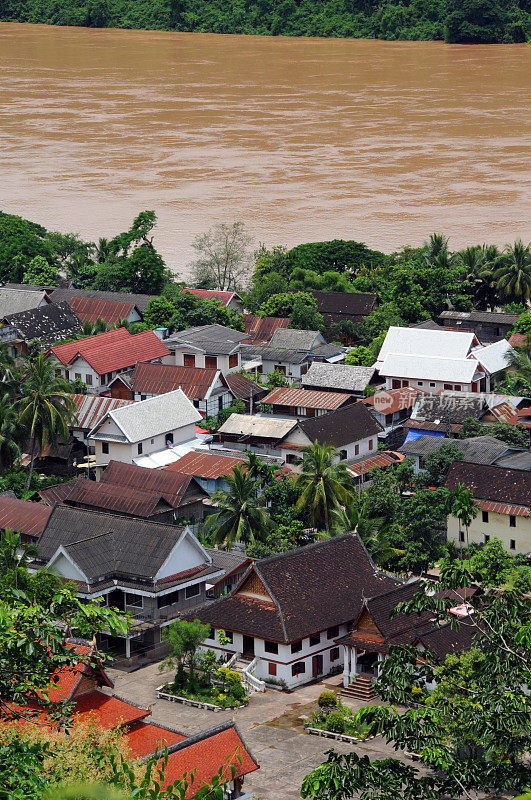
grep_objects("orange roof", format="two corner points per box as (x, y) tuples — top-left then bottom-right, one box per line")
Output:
(475, 498), (530, 518)
(69, 296), (135, 326)
(348, 450), (404, 477)
(161, 724), (259, 795)
(72, 691), (149, 729)
(508, 333), (529, 347)
(181, 288), (238, 307)
(363, 386), (424, 415)
(50, 329), (170, 375)
(46, 642), (102, 703)
(123, 722), (185, 757)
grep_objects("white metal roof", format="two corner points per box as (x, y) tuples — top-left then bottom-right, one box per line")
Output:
(379, 353), (480, 383)
(472, 339), (514, 376)
(92, 389), (202, 443)
(376, 326), (476, 366)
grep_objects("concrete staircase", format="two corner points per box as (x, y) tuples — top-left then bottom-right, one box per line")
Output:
(225, 653), (266, 693)
(341, 674), (376, 701)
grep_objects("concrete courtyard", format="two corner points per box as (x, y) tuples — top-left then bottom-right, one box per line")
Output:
(108, 663), (408, 800)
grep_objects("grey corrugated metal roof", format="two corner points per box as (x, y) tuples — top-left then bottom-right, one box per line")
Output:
(166, 324), (246, 355)
(302, 362), (375, 391)
(91, 389), (202, 443)
(268, 328), (323, 351)
(0, 287), (49, 318)
(205, 547), (251, 573)
(399, 435), (511, 465)
(494, 451), (531, 471)
(439, 310), (520, 325)
(218, 413), (297, 439)
(240, 345), (308, 364)
(412, 394), (487, 424)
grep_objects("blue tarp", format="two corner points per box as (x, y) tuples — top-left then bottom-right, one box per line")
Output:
(403, 429), (446, 444)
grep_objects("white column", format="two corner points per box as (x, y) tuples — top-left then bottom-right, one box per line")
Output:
(343, 647), (350, 687)
(125, 638), (131, 659)
(377, 652), (384, 677)
(350, 647), (358, 682)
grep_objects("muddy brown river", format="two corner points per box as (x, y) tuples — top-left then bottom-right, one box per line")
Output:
(0, 22), (529, 274)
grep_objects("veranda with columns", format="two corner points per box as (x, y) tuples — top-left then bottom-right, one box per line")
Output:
(342, 645), (386, 687)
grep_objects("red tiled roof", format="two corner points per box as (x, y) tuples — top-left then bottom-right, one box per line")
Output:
(45, 642), (112, 703)
(50, 327), (131, 365)
(475, 499), (530, 517)
(165, 450), (246, 480)
(72, 691), (149, 729)
(242, 314), (290, 345)
(161, 724), (259, 795)
(181, 288), (238, 307)
(262, 386), (350, 410)
(130, 362), (220, 400)
(0, 496), (52, 540)
(50, 329), (170, 375)
(68, 393), (134, 430)
(363, 386), (425, 415)
(123, 722), (185, 757)
(508, 333), (528, 347)
(69, 297), (135, 326)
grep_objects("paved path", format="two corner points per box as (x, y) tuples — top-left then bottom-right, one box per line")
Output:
(108, 664), (405, 800)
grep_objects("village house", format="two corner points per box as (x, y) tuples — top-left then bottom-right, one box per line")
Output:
(224, 371), (268, 412)
(0, 285), (50, 320)
(337, 580), (474, 699)
(2, 639), (259, 798)
(399, 434), (529, 473)
(164, 450), (247, 495)
(302, 362), (377, 397)
(68, 295), (143, 327)
(67, 393), (134, 449)
(259, 386), (354, 419)
(164, 324), (246, 374)
(109, 361), (237, 416)
(376, 326), (514, 393)
(180, 287), (245, 314)
(311, 290), (378, 338)
(191, 534), (400, 690)
(362, 386), (425, 437)
(31, 505), (224, 663)
(49, 327), (170, 394)
(0, 302), (81, 357)
(445, 461), (531, 554)
(217, 402), (382, 467)
(88, 389), (202, 478)
(241, 329), (346, 385)
(438, 309), (520, 342)
(242, 314), (290, 345)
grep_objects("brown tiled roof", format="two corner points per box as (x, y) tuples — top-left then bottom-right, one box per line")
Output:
(445, 461), (531, 509)
(242, 314), (291, 345)
(165, 451), (246, 480)
(312, 291), (377, 318)
(63, 477), (174, 518)
(299, 401), (383, 448)
(402, 419), (462, 434)
(69, 296), (136, 325)
(224, 371), (267, 402)
(190, 534), (399, 642)
(101, 460), (207, 507)
(261, 386), (351, 411)
(0, 496), (53, 540)
(130, 362), (220, 400)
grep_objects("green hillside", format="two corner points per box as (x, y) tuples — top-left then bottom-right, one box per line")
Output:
(0, 0), (528, 42)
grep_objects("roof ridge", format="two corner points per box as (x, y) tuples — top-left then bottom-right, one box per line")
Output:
(52, 504), (188, 532)
(256, 532), (354, 568)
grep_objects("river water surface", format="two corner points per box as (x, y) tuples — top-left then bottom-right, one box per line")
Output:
(0, 22), (529, 273)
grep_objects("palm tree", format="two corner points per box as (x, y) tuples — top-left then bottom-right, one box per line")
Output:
(0, 529), (38, 589)
(423, 233), (456, 269)
(95, 237), (113, 264)
(505, 343), (531, 393)
(294, 441), (354, 533)
(15, 353), (76, 489)
(206, 466), (273, 547)
(450, 483), (478, 553)
(0, 396), (23, 471)
(494, 240), (531, 305)
(245, 451), (276, 488)
(343, 498), (404, 569)
(458, 244), (501, 310)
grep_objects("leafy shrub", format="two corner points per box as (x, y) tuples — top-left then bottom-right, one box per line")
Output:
(325, 710), (345, 734)
(317, 690), (338, 709)
(229, 682), (247, 703)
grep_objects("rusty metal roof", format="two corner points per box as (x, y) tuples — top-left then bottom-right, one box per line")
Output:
(68, 394), (134, 431)
(101, 460), (207, 507)
(242, 314), (290, 345)
(0, 496), (53, 539)
(261, 386), (350, 410)
(130, 362), (220, 400)
(347, 450), (404, 477)
(69, 296), (136, 325)
(166, 451), (246, 480)
(64, 477), (174, 518)
(364, 387), (425, 416)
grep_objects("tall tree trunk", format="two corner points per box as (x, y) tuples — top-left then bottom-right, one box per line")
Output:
(25, 434), (36, 491)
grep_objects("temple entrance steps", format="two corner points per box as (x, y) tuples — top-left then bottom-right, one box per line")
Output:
(341, 673), (376, 701)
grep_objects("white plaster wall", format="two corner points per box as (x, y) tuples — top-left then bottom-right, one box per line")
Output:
(447, 512), (530, 555)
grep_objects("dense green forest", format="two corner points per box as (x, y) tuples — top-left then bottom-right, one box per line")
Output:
(0, 0), (528, 43)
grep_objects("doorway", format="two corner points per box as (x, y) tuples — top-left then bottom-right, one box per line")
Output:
(312, 654), (323, 678)
(242, 635), (255, 658)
